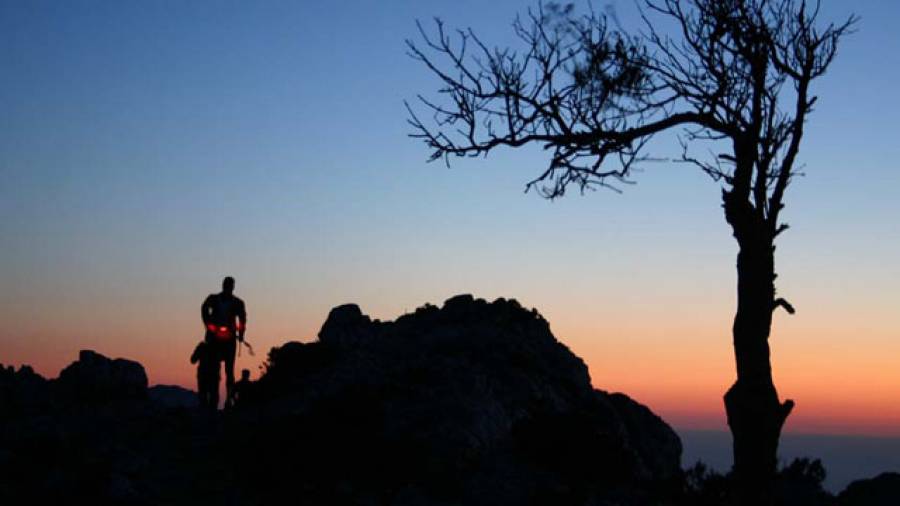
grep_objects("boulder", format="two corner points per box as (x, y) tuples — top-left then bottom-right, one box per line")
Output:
(0, 364), (53, 418)
(317, 303), (376, 347)
(57, 350), (148, 402)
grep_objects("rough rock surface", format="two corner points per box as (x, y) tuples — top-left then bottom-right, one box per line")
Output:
(240, 294), (683, 505)
(57, 349), (148, 402)
(1, 295), (687, 505)
(0, 364), (52, 417)
(0, 351), (191, 505)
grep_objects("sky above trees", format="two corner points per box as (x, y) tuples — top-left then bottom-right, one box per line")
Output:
(1, 0), (898, 435)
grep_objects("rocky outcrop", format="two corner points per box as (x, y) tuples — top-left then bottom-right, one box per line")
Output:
(317, 303), (377, 347)
(1, 295), (684, 506)
(56, 349), (148, 402)
(605, 392), (683, 483)
(0, 352), (187, 505)
(0, 364), (52, 417)
(242, 294), (683, 505)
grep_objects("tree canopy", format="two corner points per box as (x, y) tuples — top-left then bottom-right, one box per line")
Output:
(407, 1), (855, 233)
(407, 2), (856, 503)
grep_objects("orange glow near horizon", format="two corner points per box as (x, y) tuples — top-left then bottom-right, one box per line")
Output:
(2, 290), (899, 438)
(1, 0), (898, 448)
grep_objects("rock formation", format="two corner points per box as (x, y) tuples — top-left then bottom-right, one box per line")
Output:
(57, 349), (149, 402)
(5, 294), (871, 505)
(238, 294), (682, 505)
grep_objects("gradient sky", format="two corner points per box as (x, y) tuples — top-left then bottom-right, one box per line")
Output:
(1, 0), (898, 436)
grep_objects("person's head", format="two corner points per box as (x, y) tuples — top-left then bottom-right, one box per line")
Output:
(241, 369), (251, 381)
(222, 276), (235, 295)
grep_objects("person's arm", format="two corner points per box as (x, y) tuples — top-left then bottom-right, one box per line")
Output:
(237, 299), (247, 341)
(201, 295), (215, 331)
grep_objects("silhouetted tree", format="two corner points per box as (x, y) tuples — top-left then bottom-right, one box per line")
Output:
(406, 1), (855, 504)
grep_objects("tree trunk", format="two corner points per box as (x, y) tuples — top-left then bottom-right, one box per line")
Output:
(723, 191), (793, 505)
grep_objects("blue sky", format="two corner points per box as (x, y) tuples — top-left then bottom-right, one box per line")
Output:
(1, 0), (899, 434)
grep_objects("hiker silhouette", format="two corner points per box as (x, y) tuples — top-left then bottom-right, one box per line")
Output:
(201, 276), (247, 407)
(190, 340), (219, 411)
(232, 368), (252, 404)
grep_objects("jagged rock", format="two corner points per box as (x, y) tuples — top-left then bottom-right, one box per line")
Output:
(0, 352), (179, 505)
(838, 472), (900, 506)
(0, 363), (53, 417)
(57, 350), (148, 402)
(244, 294), (683, 505)
(1, 295), (691, 506)
(605, 392), (683, 483)
(318, 303), (376, 347)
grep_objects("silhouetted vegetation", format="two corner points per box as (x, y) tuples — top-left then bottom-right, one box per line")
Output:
(683, 457), (834, 506)
(407, 3), (856, 503)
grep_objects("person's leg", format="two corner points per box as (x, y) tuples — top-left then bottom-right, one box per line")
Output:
(199, 364), (216, 411)
(208, 369), (219, 411)
(223, 340), (236, 406)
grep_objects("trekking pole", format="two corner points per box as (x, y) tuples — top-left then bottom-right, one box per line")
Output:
(238, 339), (255, 357)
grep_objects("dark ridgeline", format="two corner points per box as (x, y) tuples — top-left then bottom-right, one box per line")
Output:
(0, 295), (680, 505)
(0, 295), (894, 505)
(405, 2), (856, 504)
(238, 294), (685, 505)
